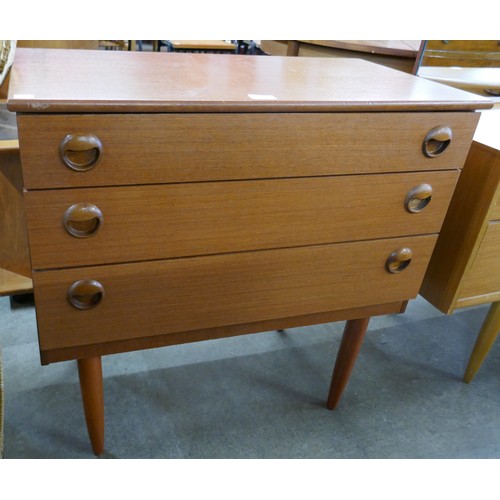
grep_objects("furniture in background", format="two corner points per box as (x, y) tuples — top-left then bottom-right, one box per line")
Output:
(161, 40), (237, 53)
(0, 140), (33, 297)
(420, 108), (500, 382)
(260, 40), (421, 73)
(415, 40), (500, 96)
(0, 41), (32, 297)
(98, 40), (130, 51)
(8, 48), (490, 455)
(2, 43), (30, 450)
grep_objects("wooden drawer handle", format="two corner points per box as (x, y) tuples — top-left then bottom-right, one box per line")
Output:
(59, 134), (103, 171)
(385, 247), (413, 274)
(63, 203), (103, 238)
(404, 184), (433, 213)
(67, 279), (105, 310)
(422, 126), (452, 158)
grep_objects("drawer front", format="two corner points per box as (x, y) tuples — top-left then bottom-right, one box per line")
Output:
(17, 112), (478, 189)
(33, 234), (437, 351)
(458, 222), (500, 300)
(25, 171), (457, 269)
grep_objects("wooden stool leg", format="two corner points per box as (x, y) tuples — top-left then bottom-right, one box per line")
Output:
(327, 317), (370, 410)
(77, 357), (105, 455)
(464, 301), (500, 383)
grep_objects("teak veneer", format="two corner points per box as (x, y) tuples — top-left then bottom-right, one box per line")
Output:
(8, 48), (492, 455)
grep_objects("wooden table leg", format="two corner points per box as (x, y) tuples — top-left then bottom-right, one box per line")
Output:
(77, 357), (105, 455)
(464, 301), (500, 383)
(327, 317), (370, 410)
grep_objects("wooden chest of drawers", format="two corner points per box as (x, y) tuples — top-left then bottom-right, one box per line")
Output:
(8, 48), (491, 454)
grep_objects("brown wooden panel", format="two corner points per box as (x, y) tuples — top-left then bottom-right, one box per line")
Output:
(299, 40), (420, 58)
(0, 268), (32, 296)
(0, 141), (31, 278)
(169, 40), (236, 50)
(17, 112), (478, 189)
(0, 72), (10, 100)
(458, 222), (500, 301)
(7, 49), (491, 114)
(25, 171), (458, 269)
(16, 40), (100, 50)
(420, 140), (500, 313)
(422, 40), (500, 68)
(41, 301), (407, 364)
(490, 186), (500, 221)
(33, 235), (437, 352)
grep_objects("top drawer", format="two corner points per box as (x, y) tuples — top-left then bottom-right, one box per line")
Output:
(17, 112), (479, 189)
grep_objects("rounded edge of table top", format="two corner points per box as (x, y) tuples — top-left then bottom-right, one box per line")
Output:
(7, 49), (494, 113)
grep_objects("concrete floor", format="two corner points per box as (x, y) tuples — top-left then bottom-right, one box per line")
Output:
(1, 293), (499, 459)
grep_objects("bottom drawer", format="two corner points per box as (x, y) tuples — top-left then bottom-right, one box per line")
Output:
(33, 235), (437, 352)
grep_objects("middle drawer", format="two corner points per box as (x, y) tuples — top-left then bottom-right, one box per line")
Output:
(25, 171), (458, 269)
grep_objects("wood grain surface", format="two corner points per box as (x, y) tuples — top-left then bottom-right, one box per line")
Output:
(457, 222), (500, 301)
(0, 141), (31, 277)
(40, 301), (407, 365)
(420, 140), (500, 312)
(33, 235), (437, 352)
(7, 49), (492, 113)
(24, 171), (458, 269)
(17, 112), (479, 189)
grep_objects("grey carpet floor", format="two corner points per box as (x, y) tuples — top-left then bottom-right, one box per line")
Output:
(1, 294), (499, 459)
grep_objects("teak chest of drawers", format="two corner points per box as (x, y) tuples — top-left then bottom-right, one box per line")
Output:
(7, 48), (491, 455)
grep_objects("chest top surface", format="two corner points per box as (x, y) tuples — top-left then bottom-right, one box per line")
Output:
(7, 48), (493, 113)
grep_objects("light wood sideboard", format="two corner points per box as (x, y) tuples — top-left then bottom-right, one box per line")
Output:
(420, 108), (500, 381)
(8, 48), (491, 454)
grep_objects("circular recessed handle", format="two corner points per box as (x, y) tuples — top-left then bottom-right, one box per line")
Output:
(63, 203), (103, 238)
(404, 183), (433, 213)
(385, 247), (413, 274)
(67, 279), (105, 310)
(422, 126), (452, 158)
(59, 133), (103, 171)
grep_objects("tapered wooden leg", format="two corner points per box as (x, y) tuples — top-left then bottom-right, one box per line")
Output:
(327, 317), (370, 410)
(77, 357), (105, 455)
(464, 302), (500, 384)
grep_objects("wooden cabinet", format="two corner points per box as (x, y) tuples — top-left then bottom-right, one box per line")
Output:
(420, 109), (500, 381)
(0, 140), (32, 296)
(8, 48), (491, 454)
(260, 40), (421, 73)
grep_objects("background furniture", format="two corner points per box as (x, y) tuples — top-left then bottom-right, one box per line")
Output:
(0, 139), (32, 297)
(0, 40), (32, 297)
(260, 40), (421, 73)
(415, 40), (500, 96)
(420, 108), (500, 381)
(8, 48), (490, 455)
(164, 40), (237, 53)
